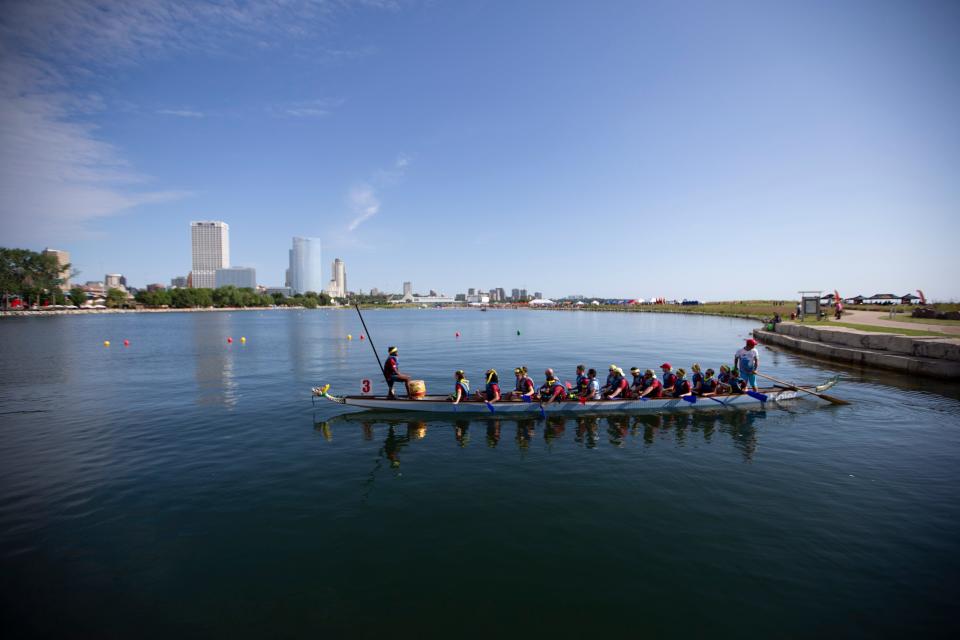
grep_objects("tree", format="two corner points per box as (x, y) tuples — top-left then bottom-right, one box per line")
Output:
(68, 287), (87, 307)
(106, 288), (127, 308)
(302, 297), (318, 309)
(0, 247), (70, 304)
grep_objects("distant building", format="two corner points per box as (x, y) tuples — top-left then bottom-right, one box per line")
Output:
(511, 288), (520, 300)
(468, 288), (476, 296)
(105, 274), (126, 290)
(42, 248), (71, 290)
(401, 281), (413, 301)
(215, 267), (256, 289)
(191, 221), (230, 288)
(326, 258), (347, 298)
(496, 288), (505, 301)
(146, 283), (166, 292)
(82, 281), (106, 296)
(264, 286), (292, 297)
(534, 292), (542, 300)
(370, 287), (381, 296)
(455, 293), (466, 302)
(289, 237), (324, 294)
(170, 276), (188, 288)
(520, 289), (528, 300)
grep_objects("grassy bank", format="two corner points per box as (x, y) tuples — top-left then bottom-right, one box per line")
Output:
(789, 320), (953, 338)
(571, 300), (789, 321)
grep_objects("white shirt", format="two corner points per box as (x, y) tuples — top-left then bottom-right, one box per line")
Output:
(735, 347), (759, 373)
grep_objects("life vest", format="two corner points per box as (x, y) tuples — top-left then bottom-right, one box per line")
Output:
(546, 379), (567, 400)
(384, 355), (398, 376)
(738, 349), (757, 374)
(729, 377), (746, 393)
(586, 379), (601, 399)
(692, 372), (704, 388)
(673, 378), (692, 397)
(576, 373), (588, 392)
(662, 372), (677, 388)
(455, 380), (470, 397)
(717, 371), (731, 385)
(485, 382), (500, 399)
(605, 373), (616, 388)
(645, 378), (663, 398)
(699, 378), (717, 394)
(631, 374), (644, 389)
(518, 376), (535, 393)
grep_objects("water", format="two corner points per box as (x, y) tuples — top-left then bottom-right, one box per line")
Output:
(1, 309), (958, 638)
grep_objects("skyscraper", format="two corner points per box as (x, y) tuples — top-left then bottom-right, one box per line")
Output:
(215, 267), (257, 289)
(42, 248), (71, 290)
(326, 258), (347, 297)
(290, 237), (324, 294)
(190, 221), (229, 288)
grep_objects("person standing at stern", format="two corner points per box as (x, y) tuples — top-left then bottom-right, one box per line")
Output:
(734, 338), (760, 392)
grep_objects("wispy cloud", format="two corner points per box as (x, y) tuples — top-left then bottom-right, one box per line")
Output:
(272, 97), (344, 118)
(347, 185), (381, 231)
(0, 0), (400, 243)
(346, 154), (412, 231)
(157, 108), (204, 118)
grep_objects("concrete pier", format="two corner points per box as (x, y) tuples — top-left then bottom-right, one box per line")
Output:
(754, 323), (960, 379)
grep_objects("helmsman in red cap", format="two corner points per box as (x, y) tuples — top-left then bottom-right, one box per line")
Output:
(734, 338), (760, 392)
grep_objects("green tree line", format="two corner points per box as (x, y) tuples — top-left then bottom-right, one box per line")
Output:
(1, 247), (70, 307)
(135, 287), (331, 309)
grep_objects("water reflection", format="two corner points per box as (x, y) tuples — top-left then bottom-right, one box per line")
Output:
(316, 409), (770, 464)
(192, 313), (238, 407)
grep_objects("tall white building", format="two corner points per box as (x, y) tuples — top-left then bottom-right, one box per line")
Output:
(42, 248), (71, 290)
(290, 237), (324, 294)
(326, 258), (347, 298)
(191, 221), (229, 288)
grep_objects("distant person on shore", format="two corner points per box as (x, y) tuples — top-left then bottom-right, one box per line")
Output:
(660, 363), (677, 394)
(636, 369), (663, 399)
(449, 370), (470, 404)
(383, 346), (412, 399)
(734, 338), (760, 392)
(834, 301), (843, 320)
(476, 369), (501, 403)
(508, 366), (536, 400)
(539, 369), (568, 403)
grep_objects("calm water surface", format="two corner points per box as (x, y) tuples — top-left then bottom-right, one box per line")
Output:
(1, 309), (958, 638)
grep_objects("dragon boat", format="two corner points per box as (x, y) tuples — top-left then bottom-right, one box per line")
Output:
(312, 376), (840, 415)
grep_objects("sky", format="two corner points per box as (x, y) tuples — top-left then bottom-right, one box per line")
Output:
(1, 0), (958, 301)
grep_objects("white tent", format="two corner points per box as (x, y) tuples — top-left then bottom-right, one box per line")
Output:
(528, 298), (555, 306)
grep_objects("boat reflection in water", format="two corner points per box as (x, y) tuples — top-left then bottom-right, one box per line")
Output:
(314, 408), (769, 466)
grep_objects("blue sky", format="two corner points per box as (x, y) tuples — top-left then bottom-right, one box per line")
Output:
(1, 0), (958, 300)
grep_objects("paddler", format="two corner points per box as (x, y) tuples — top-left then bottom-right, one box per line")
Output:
(383, 346), (412, 399)
(603, 365), (629, 399)
(574, 364), (589, 397)
(476, 369), (501, 403)
(449, 370), (470, 404)
(672, 368), (693, 398)
(630, 367), (644, 398)
(734, 338), (760, 392)
(660, 363), (677, 395)
(508, 366), (536, 400)
(697, 368), (718, 396)
(583, 368), (601, 400)
(716, 365), (733, 394)
(539, 369), (568, 403)
(636, 369), (662, 399)
(690, 363), (704, 391)
(728, 368), (747, 394)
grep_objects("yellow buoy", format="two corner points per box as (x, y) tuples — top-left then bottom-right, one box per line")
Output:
(103, 340), (110, 347)
(240, 336), (246, 343)
(347, 334), (353, 340)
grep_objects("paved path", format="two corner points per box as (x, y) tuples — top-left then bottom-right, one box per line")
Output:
(825, 309), (960, 336)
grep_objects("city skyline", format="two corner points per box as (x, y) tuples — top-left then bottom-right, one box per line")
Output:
(1, 1), (958, 300)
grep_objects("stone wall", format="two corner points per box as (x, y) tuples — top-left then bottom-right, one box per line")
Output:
(754, 324), (960, 379)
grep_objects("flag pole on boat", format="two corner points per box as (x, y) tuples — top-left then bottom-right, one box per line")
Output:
(355, 304), (386, 379)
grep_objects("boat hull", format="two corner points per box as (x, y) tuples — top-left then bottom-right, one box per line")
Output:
(313, 378), (839, 415)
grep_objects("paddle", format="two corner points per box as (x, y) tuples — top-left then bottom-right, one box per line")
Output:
(485, 401), (496, 414)
(746, 390), (768, 402)
(681, 395), (697, 404)
(704, 395), (728, 406)
(754, 371), (849, 405)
